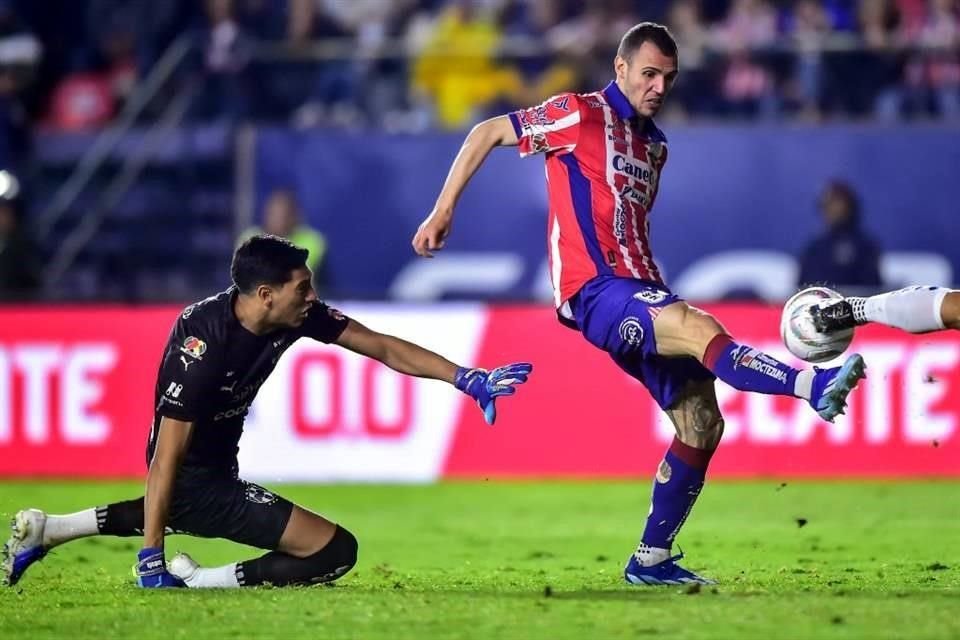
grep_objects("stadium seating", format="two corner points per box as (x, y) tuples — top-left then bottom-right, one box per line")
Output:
(33, 124), (235, 301)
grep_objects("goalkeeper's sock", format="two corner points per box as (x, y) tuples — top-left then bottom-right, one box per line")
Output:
(184, 563), (240, 588)
(637, 437), (714, 564)
(96, 498), (144, 537)
(42, 509), (100, 548)
(703, 335), (806, 397)
(853, 286), (948, 333)
(42, 499), (145, 548)
(167, 552), (241, 588)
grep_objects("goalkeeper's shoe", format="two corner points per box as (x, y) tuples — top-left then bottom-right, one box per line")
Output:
(809, 299), (858, 333)
(624, 549), (716, 586)
(2, 509), (48, 587)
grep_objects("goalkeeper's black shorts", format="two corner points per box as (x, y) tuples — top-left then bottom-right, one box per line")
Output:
(169, 465), (295, 550)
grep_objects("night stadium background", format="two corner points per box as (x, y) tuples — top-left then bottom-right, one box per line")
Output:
(0, 1), (957, 638)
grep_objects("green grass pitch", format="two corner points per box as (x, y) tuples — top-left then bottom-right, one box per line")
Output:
(1, 480), (958, 639)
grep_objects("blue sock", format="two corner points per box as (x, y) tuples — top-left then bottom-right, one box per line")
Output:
(641, 438), (713, 549)
(703, 334), (800, 396)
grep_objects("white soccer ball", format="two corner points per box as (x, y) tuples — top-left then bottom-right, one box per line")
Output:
(780, 286), (854, 363)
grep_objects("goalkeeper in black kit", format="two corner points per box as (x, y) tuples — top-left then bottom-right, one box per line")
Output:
(3, 235), (532, 588)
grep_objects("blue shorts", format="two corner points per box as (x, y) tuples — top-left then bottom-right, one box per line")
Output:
(568, 276), (715, 410)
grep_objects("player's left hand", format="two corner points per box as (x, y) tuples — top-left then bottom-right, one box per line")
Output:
(134, 547), (185, 588)
(454, 363), (533, 425)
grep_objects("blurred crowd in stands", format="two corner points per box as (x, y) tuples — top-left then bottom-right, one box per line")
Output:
(0, 0), (957, 148)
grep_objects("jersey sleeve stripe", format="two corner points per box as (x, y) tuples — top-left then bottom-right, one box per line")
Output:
(508, 112), (523, 138)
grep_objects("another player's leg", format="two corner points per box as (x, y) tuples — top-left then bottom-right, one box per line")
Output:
(811, 286), (959, 333)
(165, 478), (357, 588)
(2, 498), (145, 586)
(625, 379), (721, 586)
(654, 302), (866, 422)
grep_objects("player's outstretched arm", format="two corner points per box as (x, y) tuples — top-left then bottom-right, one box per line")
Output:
(335, 319), (531, 425)
(412, 115), (519, 258)
(138, 417), (194, 588)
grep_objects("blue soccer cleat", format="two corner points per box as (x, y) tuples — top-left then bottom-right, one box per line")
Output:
(2, 509), (48, 587)
(624, 549), (716, 586)
(809, 353), (867, 422)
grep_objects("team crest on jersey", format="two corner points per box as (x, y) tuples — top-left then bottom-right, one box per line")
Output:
(244, 483), (278, 505)
(647, 142), (665, 162)
(618, 316), (644, 348)
(550, 96), (570, 112)
(180, 336), (207, 359)
(530, 132), (550, 153)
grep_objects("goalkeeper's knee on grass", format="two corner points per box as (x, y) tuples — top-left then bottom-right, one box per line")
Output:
(238, 526), (358, 587)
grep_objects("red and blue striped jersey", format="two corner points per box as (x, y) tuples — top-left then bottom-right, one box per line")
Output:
(508, 81), (668, 319)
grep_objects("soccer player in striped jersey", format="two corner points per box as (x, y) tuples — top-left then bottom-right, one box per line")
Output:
(413, 22), (867, 585)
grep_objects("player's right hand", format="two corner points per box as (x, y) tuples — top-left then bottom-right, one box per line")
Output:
(134, 547), (185, 588)
(412, 207), (453, 258)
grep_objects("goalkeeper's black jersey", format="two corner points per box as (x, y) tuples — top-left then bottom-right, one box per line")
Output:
(145, 287), (348, 470)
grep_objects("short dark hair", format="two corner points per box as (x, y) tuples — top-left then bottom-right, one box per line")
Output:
(231, 234), (309, 294)
(617, 22), (678, 62)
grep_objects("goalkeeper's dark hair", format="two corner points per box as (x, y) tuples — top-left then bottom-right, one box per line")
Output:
(231, 234), (309, 294)
(617, 22), (678, 62)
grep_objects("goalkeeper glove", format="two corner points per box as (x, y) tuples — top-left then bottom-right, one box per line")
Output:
(454, 362), (533, 425)
(134, 547), (185, 588)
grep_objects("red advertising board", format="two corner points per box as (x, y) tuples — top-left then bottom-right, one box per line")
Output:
(445, 305), (960, 477)
(0, 304), (957, 479)
(0, 307), (173, 476)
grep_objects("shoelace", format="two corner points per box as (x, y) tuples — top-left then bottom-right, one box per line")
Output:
(667, 544), (686, 564)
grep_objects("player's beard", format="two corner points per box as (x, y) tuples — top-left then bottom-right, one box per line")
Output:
(640, 95), (663, 117)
